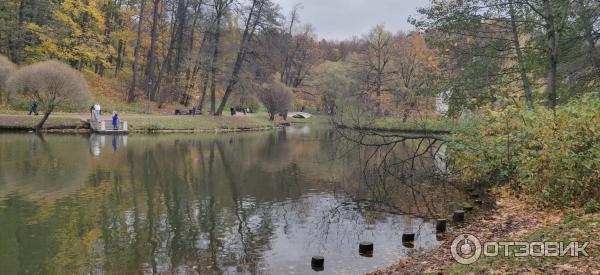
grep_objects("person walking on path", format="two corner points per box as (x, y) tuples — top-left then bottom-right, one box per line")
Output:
(28, 101), (38, 115)
(112, 111), (119, 130)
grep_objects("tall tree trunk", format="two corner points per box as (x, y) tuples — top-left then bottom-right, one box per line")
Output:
(543, 0), (558, 110)
(209, 13), (223, 115)
(145, 0), (161, 112)
(115, 39), (125, 76)
(509, 0), (533, 109)
(35, 109), (53, 131)
(173, 0), (187, 74)
(580, 0), (600, 84)
(280, 5), (299, 84)
(10, 0), (27, 62)
(215, 0), (262, 115)
(152, 21), (179, 108)
(199, 66), (210, 111)
(127, 0), (146, 103)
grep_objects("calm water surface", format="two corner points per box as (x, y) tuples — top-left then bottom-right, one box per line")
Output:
(0, 127), (466, 274)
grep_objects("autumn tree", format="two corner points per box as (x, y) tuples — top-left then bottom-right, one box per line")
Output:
(28, 0), (116, 71)
(392, 32), (437, 120)
(309, 61), (356, 115)
(361, 25), (394, 97)
(281, 25), (321, 87)
(214, 0), (280, 116)
(7, 60), (90, 130)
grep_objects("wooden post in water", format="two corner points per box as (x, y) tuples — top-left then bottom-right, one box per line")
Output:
(436, 219), (447, 233)
(402, 233), (415, 248)
(359, 241), (374, 257)
(453, 210), (465, 222)
(311, 256), (324, 271)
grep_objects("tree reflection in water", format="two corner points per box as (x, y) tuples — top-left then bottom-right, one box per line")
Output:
(0, 127), (466, 274)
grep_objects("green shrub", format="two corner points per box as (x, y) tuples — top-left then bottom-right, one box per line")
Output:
(584, 199), (599, 214)
(448, 94), (600, 207)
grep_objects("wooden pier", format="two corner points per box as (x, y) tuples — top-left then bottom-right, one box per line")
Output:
(87, 116), (129, 134)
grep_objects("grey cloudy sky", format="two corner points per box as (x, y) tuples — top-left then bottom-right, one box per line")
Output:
(275, 0), (430, 41)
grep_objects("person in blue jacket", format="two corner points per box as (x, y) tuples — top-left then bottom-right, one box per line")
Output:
(112, 111), (119, 130)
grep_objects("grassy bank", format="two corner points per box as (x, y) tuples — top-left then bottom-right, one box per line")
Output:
(0, 113), (329, 132)
(368, 116), (456, 132)
(333, 115), (455, 133)
(371, 187), (599, 274)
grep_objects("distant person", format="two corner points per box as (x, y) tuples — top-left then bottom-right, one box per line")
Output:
(112, 111), (119, 130)
(94, 103), (101, 117)
(192, 106), (197, 117)
(230, 107), (236, 116)
(90, 105), (96, 120)
(242, 107), (247, 115)
(28, 101), (38, 115)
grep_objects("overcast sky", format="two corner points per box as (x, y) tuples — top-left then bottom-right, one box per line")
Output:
(275, 0), (430, 41)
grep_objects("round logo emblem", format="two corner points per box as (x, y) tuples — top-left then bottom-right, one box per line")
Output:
(451, 234), (482, 264)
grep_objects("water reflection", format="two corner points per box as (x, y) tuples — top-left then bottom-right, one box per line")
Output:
(0, 127), (464, 274)
(90, 134), (128, 156)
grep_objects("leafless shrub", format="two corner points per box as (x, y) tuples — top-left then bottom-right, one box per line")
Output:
(258, 80), (294, 120)
(7, 60), (91, 129)
(231, 92), (261, 113)
(0, 55), (17, 102)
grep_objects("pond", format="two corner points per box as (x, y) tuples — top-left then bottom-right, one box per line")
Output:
(0, 126), (467, 274)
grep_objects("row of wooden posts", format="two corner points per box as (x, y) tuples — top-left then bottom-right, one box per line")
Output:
(310, 192), (484, 271)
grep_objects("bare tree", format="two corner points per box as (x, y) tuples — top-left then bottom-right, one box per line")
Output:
(258, 80), (293, 120)
(207, 0), (235, 114)
(0, 54), (16, 103)
(7, 61), (91, 130)
(214, 0), (281, 115)
(145, 0), (161, 112)
(364, 25), (393, 97)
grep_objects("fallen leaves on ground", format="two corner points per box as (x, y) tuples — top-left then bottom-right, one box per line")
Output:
(367, 187), (600, 274)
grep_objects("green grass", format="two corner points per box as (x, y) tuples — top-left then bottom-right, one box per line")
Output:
(354, 116), (457, 132)
(287, 114), (331, 125)
(125, 114), (275, 131)
(0, 114), (82, 129)
(0, 113), (332, 131)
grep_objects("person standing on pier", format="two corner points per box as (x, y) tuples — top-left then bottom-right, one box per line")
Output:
(112, 111), (119, 130)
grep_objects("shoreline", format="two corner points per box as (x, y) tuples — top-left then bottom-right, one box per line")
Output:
(334, 122), (451, 135)
(0, 125), (283, 134)
(369, 187), (598, 274)
(0, 113), (321, 134)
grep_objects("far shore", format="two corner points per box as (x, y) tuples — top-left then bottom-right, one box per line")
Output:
(0, 113), (331, 133)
